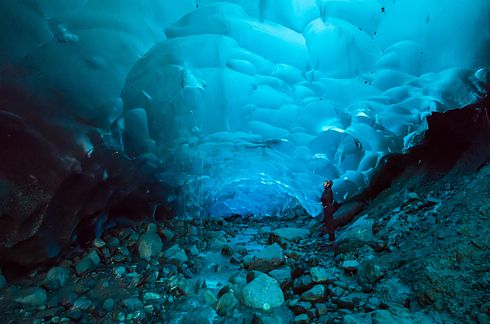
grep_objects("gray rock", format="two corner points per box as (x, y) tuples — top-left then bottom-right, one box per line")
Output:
(43, 266), (69, 290)
(336, 216), (374, 252)
(310, 267), (338, 283)
(293, 275), (314, 294)
(268, 266), (291, 286)
(102, 298), (115, 311)
(123, 297), (144, 310)
(294, 314), (310, 323)
(243, 274), (284, 309)
(138, 225), (163, 261)
(357, 261), (384, 285)
(343, 314), (367, 324)
(288, 299), (312, 315)
(0, 269), (6, 289)
(301, 284), (326, 302)
(208, 238), (227, 251)
(376, 277), (411, 306)
(271, 227), (310, 242)
(216, 292), (239, 316)
(162, 228), (175, 241)
(114, 266), (126, 277)
(143, 292), (162, 302)
(15, 287), (47, 306)
(163, 244), (188, 266)
(341, 260), (360, 272)
(371, 310), (395, 324)
(188, 245), (199, 256)
(246, 243), (284, 272)
(74, 297), (92, 310)
(75, 250), (101, 275)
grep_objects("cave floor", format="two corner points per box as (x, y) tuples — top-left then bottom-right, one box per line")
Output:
(0, 165), (489, 323)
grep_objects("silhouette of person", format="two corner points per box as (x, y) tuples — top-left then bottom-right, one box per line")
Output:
(321, 179), (335, 241)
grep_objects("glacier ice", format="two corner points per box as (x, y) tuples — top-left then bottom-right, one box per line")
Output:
(0, 0), (488, 218)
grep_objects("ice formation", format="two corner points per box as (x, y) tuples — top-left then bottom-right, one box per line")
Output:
(1, 0), (489, 218)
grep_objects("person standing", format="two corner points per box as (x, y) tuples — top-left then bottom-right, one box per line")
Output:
(321, 179), (335, 242)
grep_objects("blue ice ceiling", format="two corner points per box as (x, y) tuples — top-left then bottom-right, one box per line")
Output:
(1, 0), (489, 218)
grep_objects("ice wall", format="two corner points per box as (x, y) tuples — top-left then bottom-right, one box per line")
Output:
(1, 0), (489, 218)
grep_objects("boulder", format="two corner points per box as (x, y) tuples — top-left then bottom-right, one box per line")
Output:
(15, 287), (47, 306)
(246, 243), (284, 272)
(75, 250), (100, 275)
(310, 267), (338, 283)
(268, 266), (292, 287)
(301, 285), (326, 302)
(163, 244), (188, 266)
(242, 274), (284, 309)
(138, 224), (163, 261)
(270, 227), (310, 243)
(216, 292), (239, 316)
(336, 216), (374, 252)
(43, 266), (69, 290)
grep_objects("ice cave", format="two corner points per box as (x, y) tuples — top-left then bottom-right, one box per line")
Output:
(0, 1), (489, 323)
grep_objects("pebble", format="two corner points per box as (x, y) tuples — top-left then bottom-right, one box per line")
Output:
(163, 244), (188, 266)
(102, 298), (115, 311)
(341, 260), (360, 272)
(43, 267), (69, 290)
(74, 297), (92, 310)
(122, 297), (144, 310)
(294, 313), (310, 324)
(143, 292), (162, 302)
(15, 287), (47, 306)
(75, 250), (101, 275)
(301, 284), (326, 302)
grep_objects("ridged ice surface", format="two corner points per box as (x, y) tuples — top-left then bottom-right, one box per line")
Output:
(1, 0), (489, 217)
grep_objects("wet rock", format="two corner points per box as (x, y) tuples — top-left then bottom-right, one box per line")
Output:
(67, 309), (83, 321)
(75, 250), (100, 275)
(288, 299), (312, 315)
(294, 314), (310, 324)
(343, 314), (366, 323)
(43, 266), (69, 290)
(74, 296), (92, 310)
(208, 238), (227, 251)
(138, 224), (163, 261)
(333, 293), (368, 310)
(242, 274), (284, 309)
(163, 244), (188, 266)
(301, 284), (326, 302)
(15, 287), (47, 306)
(270, 227), (310, 243)
(162, 228), (175, 241)
(246, 243), (284, 272)
(341, 260), (360, 273)
(216, 292), (239, 316)
(310, 267), (338, 283)
(143, 292), (162, 303)
(376, 277), (411, 306)
(93, 238), (106, 248)
(0, 269), (6, 289)
(293, 275), (314, 294)
(114, 266), (126, 277)
(102, 298), (115, 311)
(336, 216), (374, 252)
(122, 297), (144, 310)
(357, 261), (384, 286)
(268, 266), (292, 287)
(188, 245), (199, 256)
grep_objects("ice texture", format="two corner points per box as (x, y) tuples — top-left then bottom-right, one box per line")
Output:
(1, 0), (488, 218)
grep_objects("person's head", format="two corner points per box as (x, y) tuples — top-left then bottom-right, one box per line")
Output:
(323, 179), (333, 189)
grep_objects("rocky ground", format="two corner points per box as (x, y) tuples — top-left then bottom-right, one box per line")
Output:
(0, 162), (489, 323)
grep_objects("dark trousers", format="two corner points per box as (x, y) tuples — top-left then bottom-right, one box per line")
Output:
(322, 206), (335, 241)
